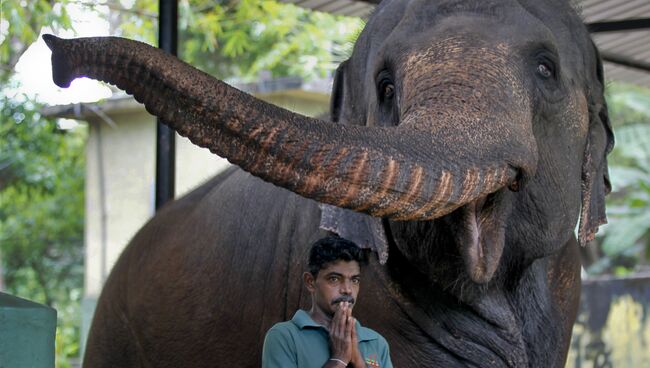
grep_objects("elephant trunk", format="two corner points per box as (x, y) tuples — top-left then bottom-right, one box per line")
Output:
(393, 37), (538, 283)
(43, 35), (521, 222)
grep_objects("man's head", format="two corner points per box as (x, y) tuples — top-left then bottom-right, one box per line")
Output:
(304, 236), (366, 319)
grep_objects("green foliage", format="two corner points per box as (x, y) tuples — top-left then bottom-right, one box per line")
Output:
(606, 83), (650, 127)
(2, 1), (82, 365)
(0, 95), (85, 366)
(1, 1), (362, 366)
(0, 0), (72, 82)
(589, 83), (650, 274)
(113, 0), (364, 81)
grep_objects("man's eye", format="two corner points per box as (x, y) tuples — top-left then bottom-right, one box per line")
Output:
(328, 277), (339, 283)
(352, 278), (360, 285)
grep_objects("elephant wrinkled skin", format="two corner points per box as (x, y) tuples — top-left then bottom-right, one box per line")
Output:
(45, 0), (613, 367)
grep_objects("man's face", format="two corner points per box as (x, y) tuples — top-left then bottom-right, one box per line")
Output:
(305, 260), (361, 317)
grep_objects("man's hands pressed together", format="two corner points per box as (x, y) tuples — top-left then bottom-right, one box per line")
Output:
(326, 302), (366, 368)
(328, 301), (353, 366)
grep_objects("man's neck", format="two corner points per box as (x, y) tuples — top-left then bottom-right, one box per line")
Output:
(308, 307), (332, 328)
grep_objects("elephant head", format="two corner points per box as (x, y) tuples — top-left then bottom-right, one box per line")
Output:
(327, 0), (614, 294)
(44, 0), (611, 293)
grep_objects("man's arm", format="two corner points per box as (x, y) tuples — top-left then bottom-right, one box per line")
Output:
(261, 326), (298, 368)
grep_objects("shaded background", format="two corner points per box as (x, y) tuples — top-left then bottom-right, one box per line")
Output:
(1, 1), (649, 366)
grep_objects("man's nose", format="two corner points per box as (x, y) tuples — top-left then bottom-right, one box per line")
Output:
(340, 279), (352, 294)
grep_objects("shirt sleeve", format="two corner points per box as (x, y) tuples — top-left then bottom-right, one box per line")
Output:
(378, 335), (393, 368)
(262, 325), (298, 368)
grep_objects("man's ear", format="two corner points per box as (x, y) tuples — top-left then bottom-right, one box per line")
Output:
(578, 41), (615, 247)
(330, 60), (348, 123)
(303, 272), (316, 292)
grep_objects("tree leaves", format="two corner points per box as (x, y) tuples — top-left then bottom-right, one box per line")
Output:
(1, 2), (363, 365)
(0, 0), (73, 83)
(107, 0), (362, 81)
(0, 95), (85, 366)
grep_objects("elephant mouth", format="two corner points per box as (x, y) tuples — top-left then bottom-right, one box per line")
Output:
(451, 187), (512, 284)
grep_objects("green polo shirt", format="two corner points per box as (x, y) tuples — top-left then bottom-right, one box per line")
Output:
(262, 309), (392, 368)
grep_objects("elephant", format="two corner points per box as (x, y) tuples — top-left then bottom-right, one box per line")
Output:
(44, 0), (613, 366)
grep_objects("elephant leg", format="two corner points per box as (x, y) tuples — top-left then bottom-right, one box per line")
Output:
(83, 255), (149, 367)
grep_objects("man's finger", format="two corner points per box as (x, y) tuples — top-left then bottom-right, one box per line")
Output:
(331, 305), (343, 335)
(350, 320), (357, 353)
(334, 302), (345, 318)
(339, 304), (349, 335)
(345, 315), (353, 339)
(331, 302), (343, 336)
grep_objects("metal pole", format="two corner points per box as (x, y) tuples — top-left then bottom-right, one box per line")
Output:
(155, 0), (178, 210)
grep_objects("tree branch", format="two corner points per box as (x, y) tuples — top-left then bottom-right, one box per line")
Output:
(29, 259), (53, 306)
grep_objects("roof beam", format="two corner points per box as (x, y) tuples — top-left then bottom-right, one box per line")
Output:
(587, 18), (650, 33)
(601, 51), (650, 73)
(586, 18), (650, 74)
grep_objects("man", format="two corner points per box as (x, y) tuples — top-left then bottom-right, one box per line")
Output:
(262, 236), (393, 368)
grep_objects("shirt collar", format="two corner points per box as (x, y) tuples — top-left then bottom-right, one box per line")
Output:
(291, 309), (378, 342)
(292, 309), (322, 329)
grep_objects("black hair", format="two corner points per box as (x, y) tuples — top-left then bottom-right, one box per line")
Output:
(308, 235), (366, 276)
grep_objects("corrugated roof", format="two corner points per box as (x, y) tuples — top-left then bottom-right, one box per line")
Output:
(283, 0), (376, 17)
(282, 0), (650, 88)
(582, 0), (650, 87)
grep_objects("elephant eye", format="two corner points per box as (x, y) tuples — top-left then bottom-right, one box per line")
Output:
(384, 83), (395, 99)
(375, 68), (400, 126)
(536, 62), (554, 79)
(376, 69), (396, 103)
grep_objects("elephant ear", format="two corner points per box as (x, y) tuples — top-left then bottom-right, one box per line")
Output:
(330, 60), (348, 123)
(578, 43), (614, 247)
